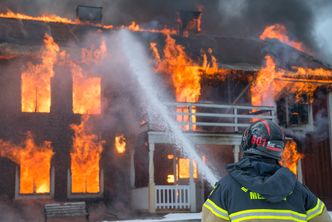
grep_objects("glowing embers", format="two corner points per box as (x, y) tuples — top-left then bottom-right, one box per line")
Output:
(115, 134), (126, 154)
(280, 140), (303, 175)
(70, 116), (104, 193)
(0, 133), (54, 194)
(21, 34), (59, 112)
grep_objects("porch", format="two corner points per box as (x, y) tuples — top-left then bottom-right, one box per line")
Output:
(131, 102), (276, 213)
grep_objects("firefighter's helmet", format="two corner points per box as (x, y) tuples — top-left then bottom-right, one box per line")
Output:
(240, 119), (285, 160)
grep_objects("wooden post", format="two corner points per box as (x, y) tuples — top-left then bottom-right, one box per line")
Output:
(148, 143), (156, 213)
(189, 159), (196, 212)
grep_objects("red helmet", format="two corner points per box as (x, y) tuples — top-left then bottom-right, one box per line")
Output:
(240, 119), (285, 160)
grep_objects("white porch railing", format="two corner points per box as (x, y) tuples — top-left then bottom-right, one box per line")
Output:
(145, 102), (276, 132)
(155, 185), (190, 210)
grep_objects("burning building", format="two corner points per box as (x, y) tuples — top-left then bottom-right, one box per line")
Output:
(0, 6), (331, 217)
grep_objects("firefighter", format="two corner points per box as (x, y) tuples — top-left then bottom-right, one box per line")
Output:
(202, 119), (331, 222)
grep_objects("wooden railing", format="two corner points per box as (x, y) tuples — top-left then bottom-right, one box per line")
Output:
(155, 185), (190, 210)
(146, 102), (276, 132)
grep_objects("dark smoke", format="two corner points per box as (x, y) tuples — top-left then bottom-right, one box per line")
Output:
(1, 0), (332, 61)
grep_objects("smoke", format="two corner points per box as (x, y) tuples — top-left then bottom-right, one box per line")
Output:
(0, 0), (329, 60)
(309, 1), (332, 63)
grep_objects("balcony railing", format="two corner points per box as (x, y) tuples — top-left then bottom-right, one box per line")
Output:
(144, 102), (276, 133)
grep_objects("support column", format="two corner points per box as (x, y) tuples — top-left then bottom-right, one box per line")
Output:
(233, 145), (240, 162)
(148, 143), (156, 213)
(189, 159), (196, 212)
(130, 149), (135, 189)
(328, 93), (332, 168)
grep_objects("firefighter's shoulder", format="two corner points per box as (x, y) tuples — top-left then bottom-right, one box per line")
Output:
(202, 176), (233, 221)
(293, 181), (331, 221)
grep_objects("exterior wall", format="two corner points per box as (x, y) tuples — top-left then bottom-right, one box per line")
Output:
(301, 89), (332, 209)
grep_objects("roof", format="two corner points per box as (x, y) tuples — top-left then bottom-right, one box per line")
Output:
(0, 17), (331, 71)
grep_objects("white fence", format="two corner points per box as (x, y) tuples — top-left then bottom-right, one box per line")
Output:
(146, 102), (276, 132)
(155, 185), (190, 210)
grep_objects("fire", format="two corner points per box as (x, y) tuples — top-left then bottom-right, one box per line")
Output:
(70, 116), (104, 193)
(280, 140), (303, 175)
(71, 63), (102, 115)
(251, 55), (332, 106)
(21, 33), (59, 112)
(0, 10), (78, 24)
(128, 21), (141, 32)
(115, 134), (126, 154)
(151, 35), (229, 130)
(260, 24), (305, 52)
(71, 40), (106, 115)
(0, 11), (178, 35)
(178, 158), (198, 179)
(0, 132), (54, 194)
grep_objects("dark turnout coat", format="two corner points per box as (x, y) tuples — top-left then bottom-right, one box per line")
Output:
(202, 156), (331, 222)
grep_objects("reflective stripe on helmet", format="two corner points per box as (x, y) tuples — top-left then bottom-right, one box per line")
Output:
(203, 199), (229, 220)
(229, 209), (307, 222)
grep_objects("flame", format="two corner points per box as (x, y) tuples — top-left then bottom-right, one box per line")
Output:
(70, 116), (104, 193)
(260, 24), (305, 52)
(0, 10), (78, 24)
(21, 33), (59, 112)
(71, 62), (102, 115)
(115, 134), (126, 154)
(251, 55), (332, 106)
(71, 40), (105, 115)
(151, 35), (230, 130)
(178, 158), (198, 179)
(280, 140), (303, 175)
(0, 132), (54, 194)
(0, 11), (179, 35)
(128, 21), (141, 32)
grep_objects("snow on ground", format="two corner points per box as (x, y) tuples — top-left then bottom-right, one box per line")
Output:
(106, 213), (201, 222)
(107, 212), (332, 221)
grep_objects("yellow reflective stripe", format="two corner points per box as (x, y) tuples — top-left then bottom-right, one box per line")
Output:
(229, 209), (306, 222)
(203, 204), (229, 220)
(307, 199), (321, 214)
(306, 199), (325, 220)
(206, 199), (228, 215)
(241, 187), (248, 192)
(231, 215), (305, 222)
(203, 199), (229, 220)
(230, 209), (306, 217)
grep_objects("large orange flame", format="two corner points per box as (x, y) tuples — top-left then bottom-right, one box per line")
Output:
(0, 133), (54, 194)
(280, 140), (303, 175)
(21, 33), (59, 112)
(70, 116), (104, 193)
(71, 40), (106, 115)
(115, 134), (126, 154)
(260, 24), (305, 52)
(151, 35), (229, 130)
(251, 55), (332, 106)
